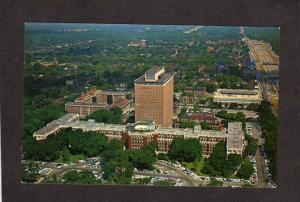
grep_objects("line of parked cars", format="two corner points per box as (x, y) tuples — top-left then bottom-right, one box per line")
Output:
(249, 156), (259, 183)
(259, 145), (276, 188)
(38, 167), (52, 175)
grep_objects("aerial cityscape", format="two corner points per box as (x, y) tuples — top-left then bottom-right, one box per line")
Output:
(22, 23), (279, 188)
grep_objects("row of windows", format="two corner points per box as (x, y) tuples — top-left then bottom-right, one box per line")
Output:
(199, 137), (226, 142)
(97, 130), (123, 135)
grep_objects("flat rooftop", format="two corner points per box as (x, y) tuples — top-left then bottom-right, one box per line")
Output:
(65, 102), (108, 107)
(135, 66), (175, 85)
(33, 113), (79, 137)
(64, 120), (126, 132)
(102, 91), (128, 96)
(145, 66), (164, 77)
(218, 89), (259, 95)
(227, 122), (244, 149)
(156, 127), (227, 138)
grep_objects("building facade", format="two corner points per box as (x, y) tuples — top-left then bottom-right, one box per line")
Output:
(213, 89), (262, 105)
(177, 112), (223, 130)
(65, 87), (130, 117)
(33, 114), (244, 157)
(134, 66), (175, 127)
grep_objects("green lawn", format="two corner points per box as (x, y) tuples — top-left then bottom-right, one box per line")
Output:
(55, 152), (86, 163)
(153, 179), (176, 186)
(182, 157), (207, 176)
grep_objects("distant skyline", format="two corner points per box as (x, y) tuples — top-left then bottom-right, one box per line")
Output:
(25, 22), (279, 31)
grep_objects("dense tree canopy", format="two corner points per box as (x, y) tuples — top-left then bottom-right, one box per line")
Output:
(130, 144), (157, 170)
(23, 128), (109, 161)
(168, 138), (203, 162)
(216, 110), (246, 127)
(237, 158), (254, 179)
(63, 170), (101, 184)
(86, 108), (123, 124)
(102, 140), (133, 184)
(244, 134), (258, 157)
(21, 161), (40, 183)
(258, 101), (277, 182)
(201, 141), (242, 177)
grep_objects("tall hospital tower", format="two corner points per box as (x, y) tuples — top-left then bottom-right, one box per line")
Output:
(134, 66), (175, 127)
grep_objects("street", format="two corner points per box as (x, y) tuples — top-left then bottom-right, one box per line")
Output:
(250, 122), (268, 188)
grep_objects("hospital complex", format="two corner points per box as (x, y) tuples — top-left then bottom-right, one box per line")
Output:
(33, 66), (248, 157)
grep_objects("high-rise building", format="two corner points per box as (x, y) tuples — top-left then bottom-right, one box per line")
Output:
(134, 66), (175, 127)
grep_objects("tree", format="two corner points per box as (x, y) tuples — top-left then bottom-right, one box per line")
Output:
(178, 107), (187, 118)
(82, 134), (108, 157)
(21, 161), (39, 183)
(207, 178), (223, 187)
(180, 121), (195, 128)
(126, 94), (132, 101)
(201, 160), (217, 175)
(130, 144), (157, 170)
(87, 108), (123, 124)
(153, 179), (175, 186)
(209, 141), (227, 174)
(236, 112), (246, 120)
(157, 153), (168, 160)
(200, 122), (211, 130)
(62, 146), (71, 161)
(63, 170), (101, 184)
(135, 177), (152, 185)
(201, 141), (242, 177)
(246, 103), (259, 112)
(258, 101), (277, 182)
(31, 95), (49, 108)
(222, 154), (242, 177)
(206, 83), (217, 93)
(102, 151), (133, 184)
(244, 134), (258, 156)
(168, 138), (202, 162)
(237, 158), (254, 179)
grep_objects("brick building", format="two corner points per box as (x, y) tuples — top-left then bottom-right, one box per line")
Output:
(33, 115), (244, 157)
(65, 87), (130, 117)
(134, 66), (175, 127)
(176, 112), (223, 130)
